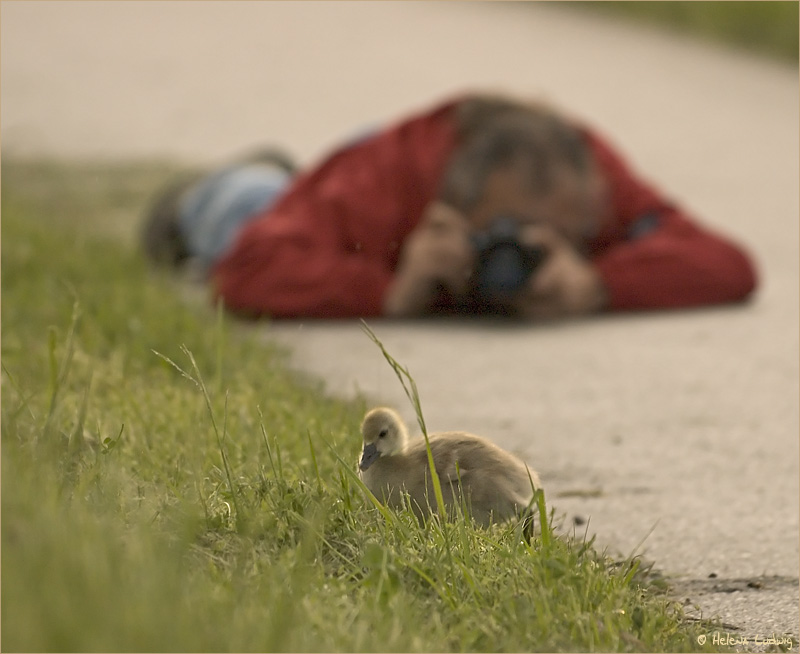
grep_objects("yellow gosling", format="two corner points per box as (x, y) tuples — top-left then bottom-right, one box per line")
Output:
(358, 407), (541, 530)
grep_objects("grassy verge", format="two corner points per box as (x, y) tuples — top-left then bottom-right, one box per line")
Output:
(1, 159), (723, 652)
(567, 1), (798, 63)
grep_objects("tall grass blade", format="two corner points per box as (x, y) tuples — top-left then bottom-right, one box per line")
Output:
(214, 299), (225, 394)
(153, 346), (244, 531)
(624, 520), (659, 565)
(258, 410), (283, 484)
(360, 321), (448, 523)
(535, 488), (551, 549)
(68, 372), (93, 455)
(43, 300), (81, 436)
(307, 429), (323, 495)
(2, 361), (38, 422)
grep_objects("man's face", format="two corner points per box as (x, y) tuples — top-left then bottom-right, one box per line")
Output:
(466, 159), (608, 250)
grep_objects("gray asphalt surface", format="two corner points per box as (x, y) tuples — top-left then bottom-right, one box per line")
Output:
(3, 1), (798, 649)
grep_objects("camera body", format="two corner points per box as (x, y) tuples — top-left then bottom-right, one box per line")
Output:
(471, 217), (547, 305)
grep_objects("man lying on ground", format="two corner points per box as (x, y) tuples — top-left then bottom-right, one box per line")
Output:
(142, 93), (758, 320)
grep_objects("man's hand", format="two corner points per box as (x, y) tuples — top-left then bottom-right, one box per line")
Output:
(514, 224), (608, 320)
(384, 203), (474, 317)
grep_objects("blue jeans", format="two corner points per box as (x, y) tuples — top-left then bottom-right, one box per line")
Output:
(178, 164), (291, 271)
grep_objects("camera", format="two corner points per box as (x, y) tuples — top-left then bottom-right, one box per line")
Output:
(471, 217), (547, 304)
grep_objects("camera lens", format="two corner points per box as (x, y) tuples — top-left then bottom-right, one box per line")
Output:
(471, 217), (548, 307)
(475, 244), (530, 300)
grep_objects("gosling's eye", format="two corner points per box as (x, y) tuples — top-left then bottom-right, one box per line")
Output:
(378, 428), (388, 439)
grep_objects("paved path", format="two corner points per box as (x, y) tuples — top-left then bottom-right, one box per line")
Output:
(3, 1), (798, 646)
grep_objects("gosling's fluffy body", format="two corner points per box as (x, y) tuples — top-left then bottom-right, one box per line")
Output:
(358, 407), (541, 527)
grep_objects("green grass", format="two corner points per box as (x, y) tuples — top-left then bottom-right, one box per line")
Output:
(567, 1), (799, 63)
(1, 159), (725, 652)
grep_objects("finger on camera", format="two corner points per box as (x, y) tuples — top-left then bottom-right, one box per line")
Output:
(528, 259), (562, 297)
(424, 202), (468, 233)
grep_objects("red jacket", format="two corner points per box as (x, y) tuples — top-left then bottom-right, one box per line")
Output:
(213, 98), (757, 318)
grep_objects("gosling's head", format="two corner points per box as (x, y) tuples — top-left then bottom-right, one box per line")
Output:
(359, 407), (409, 471)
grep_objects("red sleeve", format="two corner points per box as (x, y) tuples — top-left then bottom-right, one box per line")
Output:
(584, 130), (758, 311)
(212, 209), (395, 318)
(211, 100), (459, 318)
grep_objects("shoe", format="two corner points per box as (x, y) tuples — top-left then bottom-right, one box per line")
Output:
(140, 172), (200, 268)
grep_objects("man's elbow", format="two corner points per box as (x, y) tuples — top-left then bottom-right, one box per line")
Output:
(722, 246), (759, 304)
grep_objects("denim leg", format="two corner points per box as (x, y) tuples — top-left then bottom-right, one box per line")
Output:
(178, 164), (291, 271)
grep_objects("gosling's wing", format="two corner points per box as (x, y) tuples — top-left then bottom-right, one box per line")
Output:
(406, 432), (476, 482)
(405, 432), (519, 485)
(424, 432), (539, 501)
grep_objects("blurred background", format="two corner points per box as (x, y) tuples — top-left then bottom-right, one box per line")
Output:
(568, 1), (797, 61)
(2, 1), (797, 166)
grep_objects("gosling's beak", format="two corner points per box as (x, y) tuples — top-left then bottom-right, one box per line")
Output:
(359, 442), (379, 471)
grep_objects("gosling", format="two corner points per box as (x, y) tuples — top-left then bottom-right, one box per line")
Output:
(358, 407), (541, 530)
